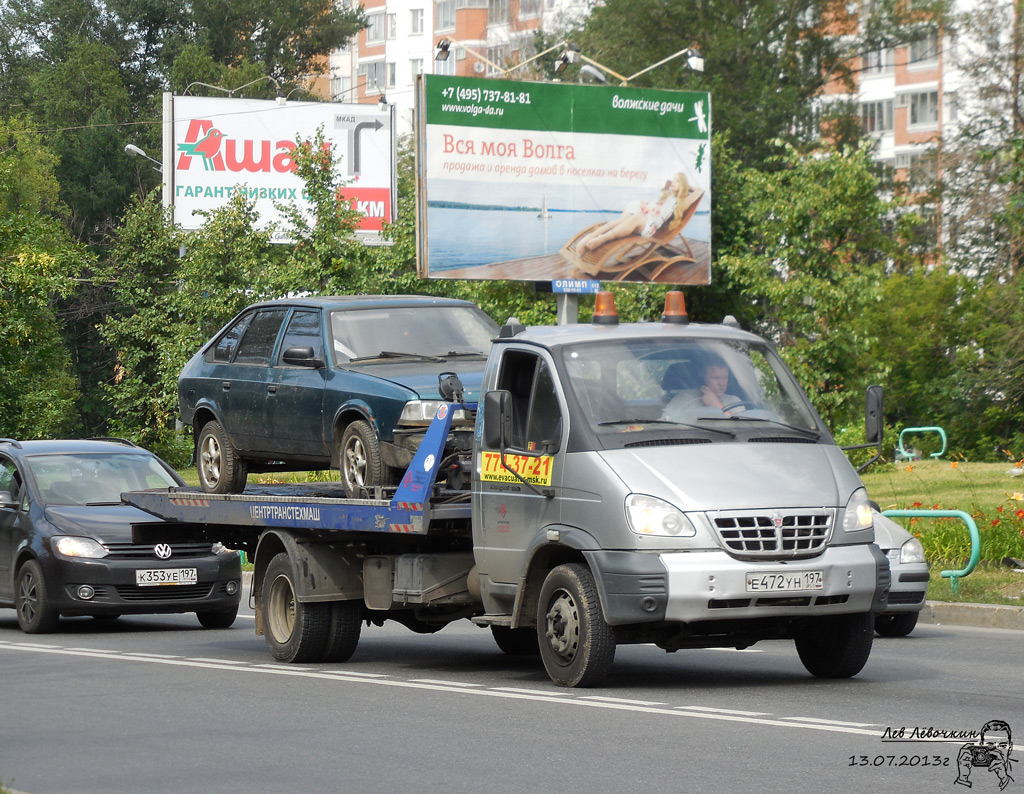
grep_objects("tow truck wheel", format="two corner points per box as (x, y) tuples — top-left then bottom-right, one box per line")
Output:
(538, 563), (616, 687)
(874, 612), (919, 637)
(339, 420), (384, 499)
(795, 612), (874, 678)
(491, 625), (539, 656)
(321, 600), (362, 663)
(263, 553), (329, 663)
(197, 420), (247, 494)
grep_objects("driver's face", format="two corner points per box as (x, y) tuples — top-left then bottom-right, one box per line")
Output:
(705, 366), (729, 397)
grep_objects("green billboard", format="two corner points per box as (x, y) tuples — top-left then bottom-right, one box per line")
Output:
(416, 75), (712, 285)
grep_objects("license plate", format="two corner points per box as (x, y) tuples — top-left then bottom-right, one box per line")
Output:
(745, 570), (823, 592)
(135, 568), (198, 586)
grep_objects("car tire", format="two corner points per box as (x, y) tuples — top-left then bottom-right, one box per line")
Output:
(795, 612), (874, 678)
(321, 600), (362, 663)
(197, 420), (247, 494)
(874, 612), (919, 637)
(262, 553), (329, 663)
(16, 560), (59, 634)
(491, 625), (540, 656)
(197, 605), (239, 629)
(537, 563), (616, 687)
(339, 420), (385, 499)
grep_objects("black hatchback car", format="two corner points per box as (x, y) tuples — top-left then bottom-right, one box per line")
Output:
(178, 295), (498, 497)
(0, 438), (241, 633)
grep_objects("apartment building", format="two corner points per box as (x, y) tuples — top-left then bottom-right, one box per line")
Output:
(327, 0), (589, 135)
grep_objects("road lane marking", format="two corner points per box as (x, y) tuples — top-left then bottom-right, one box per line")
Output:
(779, 717), (882, 728)
(0, 642), (886, 737)
(675, 706), (772, 716)
(582, 696), (667, 706)
(411, 679), (485, 687)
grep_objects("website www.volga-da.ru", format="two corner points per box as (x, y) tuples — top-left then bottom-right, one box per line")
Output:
(440, 103), (504, 117)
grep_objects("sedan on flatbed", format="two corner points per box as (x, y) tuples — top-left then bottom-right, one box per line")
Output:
(0, 438), (241, 633)
(177, 295), (498, 498)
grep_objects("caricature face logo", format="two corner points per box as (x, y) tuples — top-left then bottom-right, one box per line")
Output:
(955, 719), (1015, 790)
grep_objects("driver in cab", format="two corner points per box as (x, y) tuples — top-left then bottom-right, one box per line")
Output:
(662, 354), (745, 421)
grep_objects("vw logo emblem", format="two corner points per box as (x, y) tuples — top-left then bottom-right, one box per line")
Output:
(154, 543), (173, 559)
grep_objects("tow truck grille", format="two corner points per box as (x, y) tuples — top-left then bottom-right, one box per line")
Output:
(711, 510), (832, 559)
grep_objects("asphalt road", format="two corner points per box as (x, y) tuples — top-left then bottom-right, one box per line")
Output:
(1, 597), (1021, 794)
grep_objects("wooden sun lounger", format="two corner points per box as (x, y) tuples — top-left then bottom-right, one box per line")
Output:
(559, 188), (705, 282)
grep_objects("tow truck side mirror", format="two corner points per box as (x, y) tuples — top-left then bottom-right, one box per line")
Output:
(865, 385), (883, 445)
(483, 390), (513, 449)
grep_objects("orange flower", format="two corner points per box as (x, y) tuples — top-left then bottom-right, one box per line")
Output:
(991, 519), (1001, 527)
(912, 501), (923, 508)
(997, 505), (1005, 513)
(905, 465), (915, 472)
(1017, 509), (1024, 519)
(950, 461), (959, 469)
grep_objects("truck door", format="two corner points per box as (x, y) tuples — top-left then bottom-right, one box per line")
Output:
(475, 349), (565, 587)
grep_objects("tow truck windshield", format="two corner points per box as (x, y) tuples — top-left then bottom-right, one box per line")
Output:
(560, 337), (821, 445)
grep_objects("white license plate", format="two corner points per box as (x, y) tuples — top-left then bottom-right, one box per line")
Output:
(135, 568), (198, 586)
(745, 570), (823, 592)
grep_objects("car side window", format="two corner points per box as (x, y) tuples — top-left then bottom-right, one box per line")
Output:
(212, 314), (251, 362)
(496, 351), (562, 452)
(277, 310), (323, 364)
(0, 458), (23, 507)
(233, 309), (287, 365)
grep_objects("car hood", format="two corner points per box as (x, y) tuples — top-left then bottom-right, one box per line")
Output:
(595, 442), (857, 512)
(43, 504), (164, 543)
(345, 360), (486, 401)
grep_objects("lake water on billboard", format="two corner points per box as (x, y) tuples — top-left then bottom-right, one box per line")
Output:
(426, 207), (710, 271)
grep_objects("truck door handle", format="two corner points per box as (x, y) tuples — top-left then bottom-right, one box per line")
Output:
(267, 384), (277, 395)
(221, 381), (231, 391)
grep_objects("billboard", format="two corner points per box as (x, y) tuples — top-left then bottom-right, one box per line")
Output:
(415, 76), (711, 284)
(164, 94), (396, 244)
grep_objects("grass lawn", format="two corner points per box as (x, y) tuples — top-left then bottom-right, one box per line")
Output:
(862, 458), (1024, 606)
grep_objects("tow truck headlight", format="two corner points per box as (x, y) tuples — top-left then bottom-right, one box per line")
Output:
(53, 536), (108, 558)
(900, 537), (926, 564)
(398, 400), (471, 427)
(625, 494), (695, 537)
(842, 488), (874, 532)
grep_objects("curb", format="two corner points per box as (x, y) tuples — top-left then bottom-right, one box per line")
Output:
(919, 600), (1024, 631)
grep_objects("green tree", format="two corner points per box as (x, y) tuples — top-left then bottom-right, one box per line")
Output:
(0, 118), (87, 438)
(717, 141), (902, 429)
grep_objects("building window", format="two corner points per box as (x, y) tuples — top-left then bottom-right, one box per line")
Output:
(411, 58), (424, 80)
(909, 28), (939, 64)
(860, 99), (894, 133)
(488, 0), (509, 22)
(386, 13), (397, 39)
(435, 55), (455, 76)
(331, 75), (352, 101)
(436, 0), (455, 31)
(410, 8), (424, 34)
(864, 48), (893, 73)
(357, 61), (387, 92)
(520, 0), (541, 17)
(909, 91), (939, 126)
(366, 13), (385, 43)
(387, 62), (396, 88)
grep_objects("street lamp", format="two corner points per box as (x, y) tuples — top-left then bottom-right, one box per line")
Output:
(124, 143), (162, 173)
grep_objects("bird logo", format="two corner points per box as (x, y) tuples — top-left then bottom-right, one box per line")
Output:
(176, 128), (224, 171)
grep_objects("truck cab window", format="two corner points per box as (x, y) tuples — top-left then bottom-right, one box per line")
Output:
(497, 351), (561, 451)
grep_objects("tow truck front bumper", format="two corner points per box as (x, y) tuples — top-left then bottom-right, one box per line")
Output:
(585, 543), (889, 626)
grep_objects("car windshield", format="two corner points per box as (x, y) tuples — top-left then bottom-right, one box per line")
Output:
(560, 337), (821, 442)
(330, 306), (497, 362)
(27, 452), (179, 506)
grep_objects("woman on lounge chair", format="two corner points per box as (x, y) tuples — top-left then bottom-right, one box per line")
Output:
(575, 172), (691, 256)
